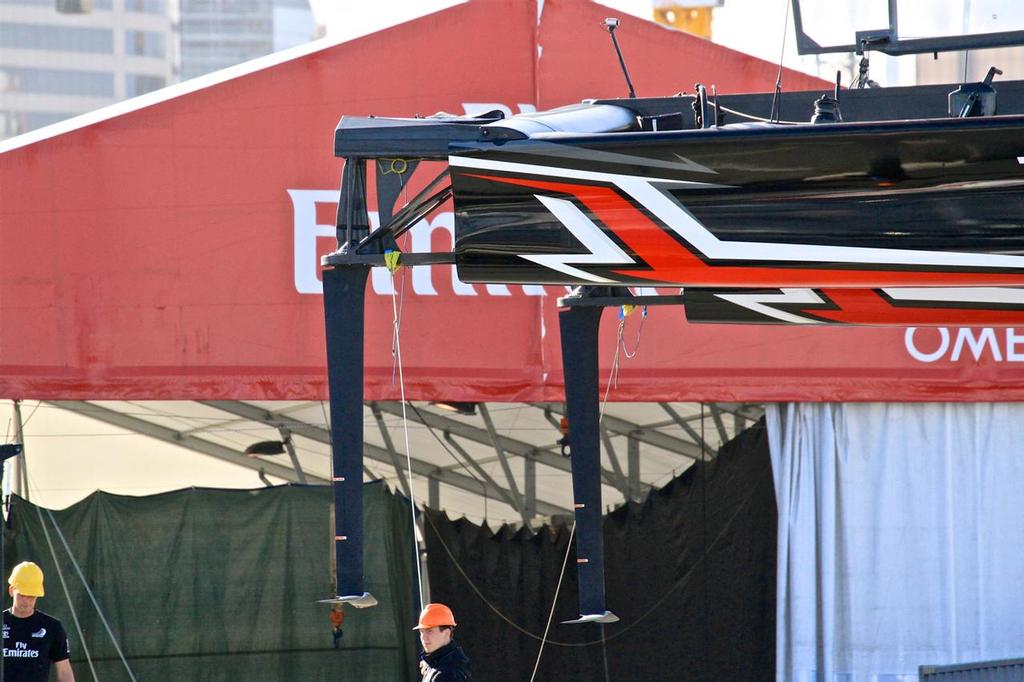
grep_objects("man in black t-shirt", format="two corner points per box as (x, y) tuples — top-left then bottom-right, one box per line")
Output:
(3, 562), (74, 682)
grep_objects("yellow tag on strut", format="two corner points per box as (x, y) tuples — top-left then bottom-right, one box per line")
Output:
(384, 250), (402, 273)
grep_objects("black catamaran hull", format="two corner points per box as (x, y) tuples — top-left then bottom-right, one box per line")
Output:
(451, 116), (1024, 324)
(323, 22), (1024, 629)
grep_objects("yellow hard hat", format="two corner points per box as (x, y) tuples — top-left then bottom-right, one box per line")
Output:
(8, 561), (44, 597)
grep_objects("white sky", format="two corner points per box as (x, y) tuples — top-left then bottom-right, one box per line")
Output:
(308, 0), (656, 40)
(305, 0), (861, 85)
(309, 0), (1024, 88)
(307, 0), (465, 40)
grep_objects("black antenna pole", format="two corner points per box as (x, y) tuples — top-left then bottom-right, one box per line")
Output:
(604, 18), (636, 99)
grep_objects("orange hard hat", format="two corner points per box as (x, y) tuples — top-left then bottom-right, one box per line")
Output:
(413, 603), (456, 630)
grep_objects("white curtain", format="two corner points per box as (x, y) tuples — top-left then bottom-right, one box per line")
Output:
(767, 403), (1024, 682)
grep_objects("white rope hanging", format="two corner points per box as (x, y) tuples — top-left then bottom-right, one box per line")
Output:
(389, 264), (425, 610)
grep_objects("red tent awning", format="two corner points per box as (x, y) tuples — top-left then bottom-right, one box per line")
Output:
(4, 0), (1010, 402)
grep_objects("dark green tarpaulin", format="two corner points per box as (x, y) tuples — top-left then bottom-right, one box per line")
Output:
(2, 482), (418, 681)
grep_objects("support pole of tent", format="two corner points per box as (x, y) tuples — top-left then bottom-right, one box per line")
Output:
(321, 263), (377, 609)
(12, 400), (27, 501)
(558, 301), (618, 624)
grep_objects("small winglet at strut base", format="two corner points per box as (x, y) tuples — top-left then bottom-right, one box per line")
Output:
(318, 592), (378, 609)
(561, 610), (619, 624)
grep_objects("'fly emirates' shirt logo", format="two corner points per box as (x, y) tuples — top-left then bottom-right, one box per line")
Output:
(4, 641), (40, 658)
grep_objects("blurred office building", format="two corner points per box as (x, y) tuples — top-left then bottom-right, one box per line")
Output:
(0, 0), (314, 141)
(178, 0), (313, 80)
(0, 0), (175, 138)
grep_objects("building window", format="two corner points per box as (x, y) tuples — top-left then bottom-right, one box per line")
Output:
(0, 0), (111, 7)
(0, 111), (25, 137)
(0, 23), (114, 53)
(0, 110), (79, 137)
(125, 0), (164, 12)
(125, 30), (166, 58)
(125, 73), (165, 98)
(2, 67), (115, 97)
(26, 111), (79, 129)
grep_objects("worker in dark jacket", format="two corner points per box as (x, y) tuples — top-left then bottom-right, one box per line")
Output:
(413, 603), (471, 681)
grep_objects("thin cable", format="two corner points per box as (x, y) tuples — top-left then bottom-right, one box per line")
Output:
(398, 247), (408, 339)
(418, 311), (658, 661)
(390, 271), (407, 384)
(2, 402), (276, 423)
(602, 336), (622, 423)
(700, 402), (710, 677)
(603, 307), (648, 419)
(15, 424), (99, 680)
(717, 104), (802, 125)
(422, 496), (746, 647)
(422, 509), (584, 645)
(527, 522), (576, 681)
(17, 401), (42, 432)
(489, 318), (644, 664)
(390, 271), (424, 611)
(600, 623), (611, 681)
(389, 183), (410, 384)
(320, 400), (330, 433)
(405, 403), (487, 489)
(769, 0), (792, 122)
(43, 506), (138, 682)
(32, 502), (100, 681)
(601, 312), (630, 422)
(619, 307), (647, 360)
(962, 0), (973, 82)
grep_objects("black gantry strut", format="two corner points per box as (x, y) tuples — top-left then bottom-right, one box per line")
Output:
(320, 133), (456, 609)
(321, 152), (378, 609)
(558, 297), (619, 624)
(321, 264), (377, 608)
(323, 111), (640, 618)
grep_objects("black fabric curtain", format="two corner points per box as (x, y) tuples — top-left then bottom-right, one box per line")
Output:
(424, 418), (776, 682)
(2, 482), (418, 682)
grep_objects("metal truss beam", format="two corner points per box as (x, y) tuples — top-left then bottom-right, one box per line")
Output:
(647, 403), (764, 431)
(525, 456), (536, 520)
(720, 402), (765, 433)
(370, 404), (412, 500)
(442, 431), (522, 517)
(202, 401), (569, 516)
(278, 427), (308, 484)
(46, 401), (324, 484)
(532, 403), (702, 460)
(627, 435), (641, 501)
(598, 426), (630, 497)
(478, 404), (531, 530)
(659, 403), (716, 458)
(428, 474), (440, 509)
(374, 401), (624, 488)
(708, 404), (729, 445)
